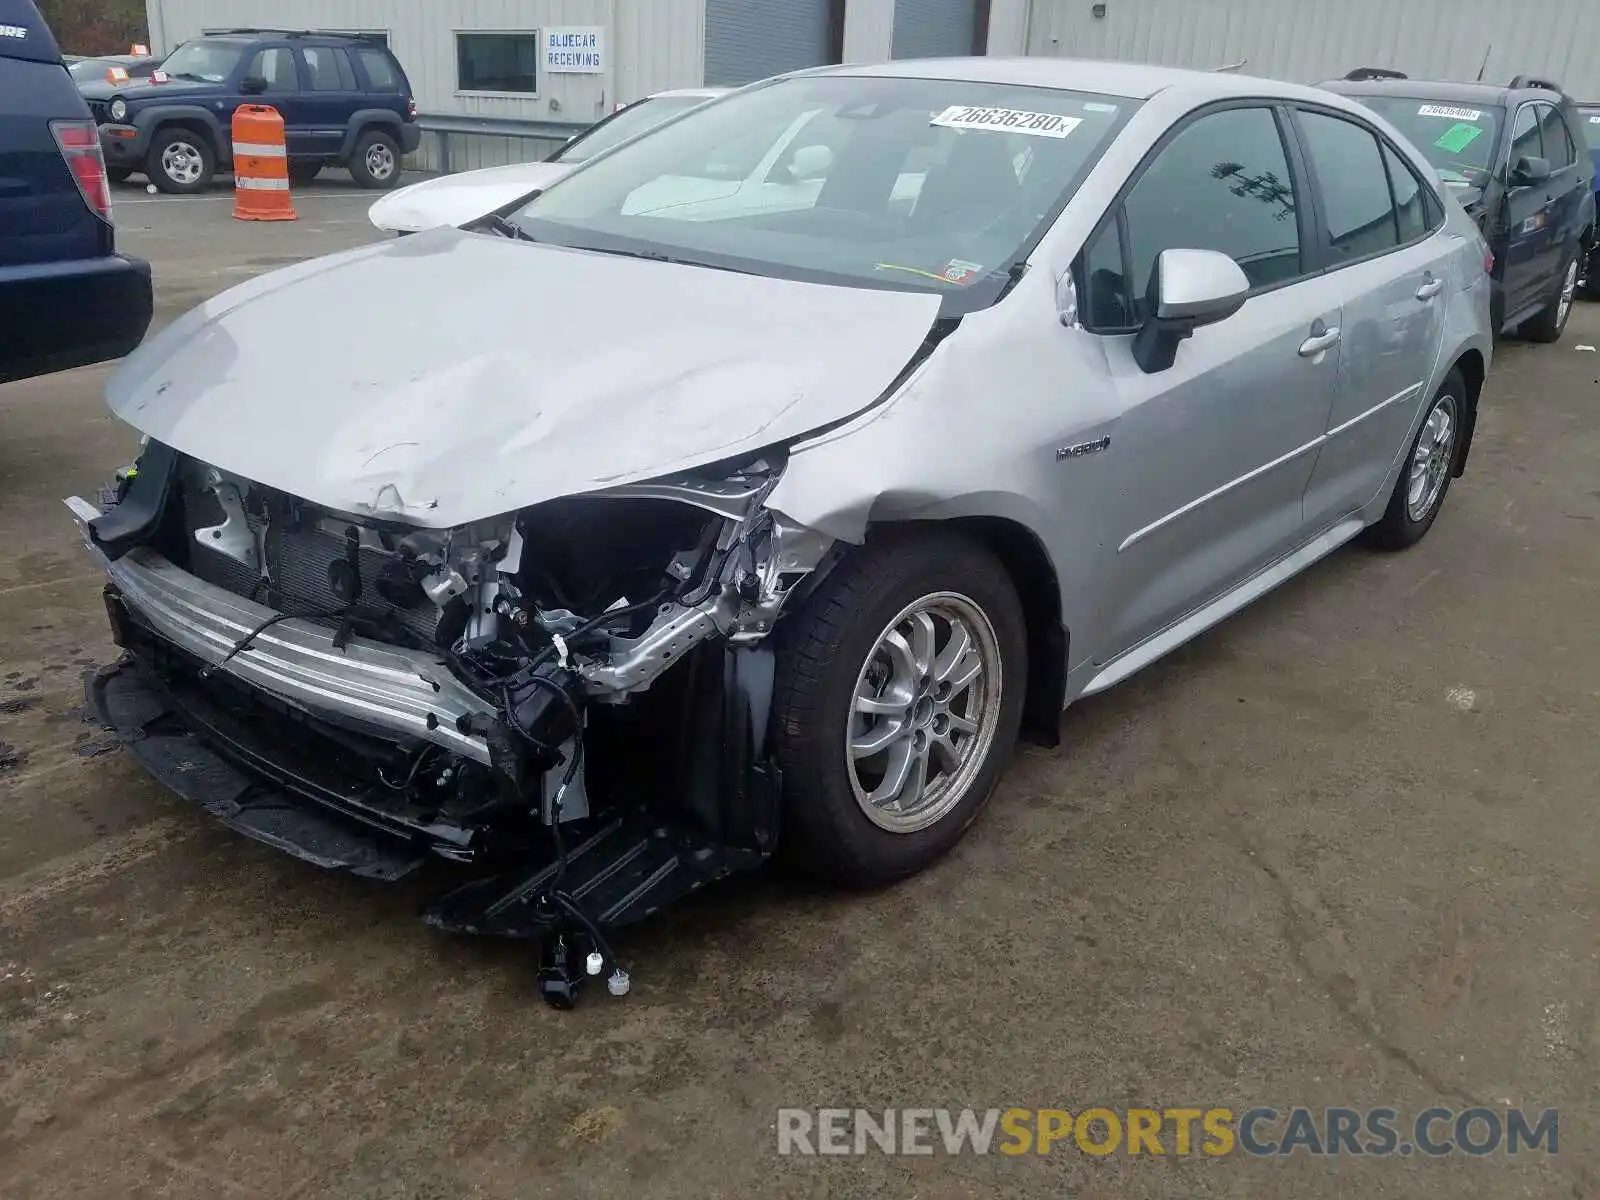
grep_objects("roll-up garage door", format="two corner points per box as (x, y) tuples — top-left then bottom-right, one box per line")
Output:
(890, 0), (980, 59)
(704, 0), (835, 87)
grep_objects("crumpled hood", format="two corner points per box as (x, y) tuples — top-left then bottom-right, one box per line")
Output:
(106, 227), (942, 527)
(367, 161), (576, 232)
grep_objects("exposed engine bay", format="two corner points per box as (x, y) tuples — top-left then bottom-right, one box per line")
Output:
(69, 439), (836, 1007)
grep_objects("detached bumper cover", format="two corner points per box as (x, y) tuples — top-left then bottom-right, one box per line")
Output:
(90, 655), (427, 880)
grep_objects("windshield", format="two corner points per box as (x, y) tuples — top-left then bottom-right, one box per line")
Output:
(509, 74), (1132, 309)
(159, 39), (243, 83)
(1345, 95), (1502, 185)
(557, 95), (718, 164)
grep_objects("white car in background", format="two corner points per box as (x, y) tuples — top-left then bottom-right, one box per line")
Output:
(368, 87), (729, 234)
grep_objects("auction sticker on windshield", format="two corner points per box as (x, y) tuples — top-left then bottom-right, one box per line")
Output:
(931, 106), (1082, 138)
(1418, 104), (1482, 122)
(1434, 122), (1484, 154)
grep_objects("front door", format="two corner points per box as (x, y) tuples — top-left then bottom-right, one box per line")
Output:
(1501, 102), (1556, 317)
(1076, 105), (1340, 661)
(238, 44), (307, 155)
(1290, 109), (1452, 526)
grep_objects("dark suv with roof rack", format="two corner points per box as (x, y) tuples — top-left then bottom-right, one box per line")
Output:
(1322, 69), (1595, 342)
(78, 28), (419, 194)
(0, 0), (152, 384)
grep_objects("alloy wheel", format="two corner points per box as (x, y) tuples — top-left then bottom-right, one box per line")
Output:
(846, 592), (1003, 834)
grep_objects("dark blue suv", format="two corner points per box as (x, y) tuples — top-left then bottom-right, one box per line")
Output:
(1323, 70), (1597, 343)
(79, 28), (420, 194)
(0, 0), (152, 385)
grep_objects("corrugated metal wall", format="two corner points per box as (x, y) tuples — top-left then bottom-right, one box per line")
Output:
(889, 0), (978, 59)
(703, 0), (833, 87)
(144, 0), (707, 170)
(1021, 0), (1600, 98)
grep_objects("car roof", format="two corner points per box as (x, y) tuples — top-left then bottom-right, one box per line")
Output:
(1320, 77), (1570, 106)
(650, 86), (732, 100)
(799, 55), (1356, 105)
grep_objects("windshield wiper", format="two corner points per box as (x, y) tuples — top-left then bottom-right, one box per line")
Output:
(166, 71), (208, 82)
(482, 214), (537, 242)
(572, 244), (754, 275)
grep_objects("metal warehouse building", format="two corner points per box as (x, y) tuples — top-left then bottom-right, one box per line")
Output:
(142, 0), (1600, 170)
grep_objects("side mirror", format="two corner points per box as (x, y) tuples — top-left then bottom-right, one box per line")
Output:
(786, 143), (834, 182)
(1132, 248), (1250, 374)
(240, 75), (268, 95)
(1511, 155), (1552, 187)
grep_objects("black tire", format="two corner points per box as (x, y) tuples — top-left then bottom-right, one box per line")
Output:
(1519, 247), (1578, 343)
(1579, 243), (1600, 300)
(288, 160), (323, 185)
(1367, 369), (1466, 552)
(106, 166), (133, 185)
(771, 529), (1027, 887)
(145, 127), (215, 194)
(348, 128), (402, 189)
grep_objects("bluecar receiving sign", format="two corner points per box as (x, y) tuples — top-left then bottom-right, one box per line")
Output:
(545, 26), (605, 74)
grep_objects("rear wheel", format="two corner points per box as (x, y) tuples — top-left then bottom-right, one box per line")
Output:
(1520, 250), (1578, 343)
(1367, 369), (1465, 551)
(349, 129), (401, 189)
(146, 128), (214, 194)
(772, 530), (1026, 887)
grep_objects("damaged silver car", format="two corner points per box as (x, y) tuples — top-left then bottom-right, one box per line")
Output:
(69, 59), (1491, 1005)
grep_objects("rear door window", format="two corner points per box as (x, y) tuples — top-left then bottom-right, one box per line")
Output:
(246, 46), (297, 94)
(1381, 142), (1439, 243)
(1296, 109), (1403, 261)
(302, 46), (357, 91)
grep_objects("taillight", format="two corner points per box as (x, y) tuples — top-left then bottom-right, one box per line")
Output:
(407, 96), (417, 119)
(1484, 246), (1495, 275)
(51, 120), (112, 223)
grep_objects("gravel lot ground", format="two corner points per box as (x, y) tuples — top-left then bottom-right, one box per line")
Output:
(1, 181), (1596, 1199)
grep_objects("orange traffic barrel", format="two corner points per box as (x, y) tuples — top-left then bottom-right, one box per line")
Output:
(231, 105), (296, 222)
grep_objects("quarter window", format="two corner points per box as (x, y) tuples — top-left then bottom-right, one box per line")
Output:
(1120, 106), (1302, 320)
(1297, 110), (1401, 260)
(356, 47), (400, 91)
(456, 32), (538, 94)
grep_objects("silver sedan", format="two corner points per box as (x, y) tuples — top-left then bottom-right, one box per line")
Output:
(71, 58), (1492, 954)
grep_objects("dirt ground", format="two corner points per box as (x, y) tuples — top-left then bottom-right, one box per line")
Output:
(0, 182), (1596, 1200)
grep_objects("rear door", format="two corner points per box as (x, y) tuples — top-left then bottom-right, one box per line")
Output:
(295, 44), (360, 158)
(1290, 106), (1451, 527)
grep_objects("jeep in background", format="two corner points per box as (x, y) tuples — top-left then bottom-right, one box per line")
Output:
(0, 0), (153, 385)
(1323, 69), (1596, 343)
(78, 28), (420, 193)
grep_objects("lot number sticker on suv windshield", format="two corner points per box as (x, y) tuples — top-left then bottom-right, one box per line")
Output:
(1418, 104), (1482, 121)
(931, 106), (1083, 138)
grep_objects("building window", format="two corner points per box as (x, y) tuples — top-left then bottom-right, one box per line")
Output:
(456, 32), (539, 94)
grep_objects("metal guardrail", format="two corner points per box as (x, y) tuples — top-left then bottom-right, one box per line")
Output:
(414, 112), (591, 174)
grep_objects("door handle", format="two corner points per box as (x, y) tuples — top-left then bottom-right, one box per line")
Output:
(1298, 326), (1341, 357)
(1415, 277), (1444, 301)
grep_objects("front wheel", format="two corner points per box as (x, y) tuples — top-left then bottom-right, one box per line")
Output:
(146, 129), (214, 194)
(349, 129), (402, 189)
(1367, 369), (1465, 551)
(771, 530), (1027, 887)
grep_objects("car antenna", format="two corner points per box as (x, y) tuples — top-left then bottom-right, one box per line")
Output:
(1475, 43), (1492, 82)
(1212, 58), (1248, 73)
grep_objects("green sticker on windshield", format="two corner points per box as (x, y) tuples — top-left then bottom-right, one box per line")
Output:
(1434, 122), (1484, 154)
